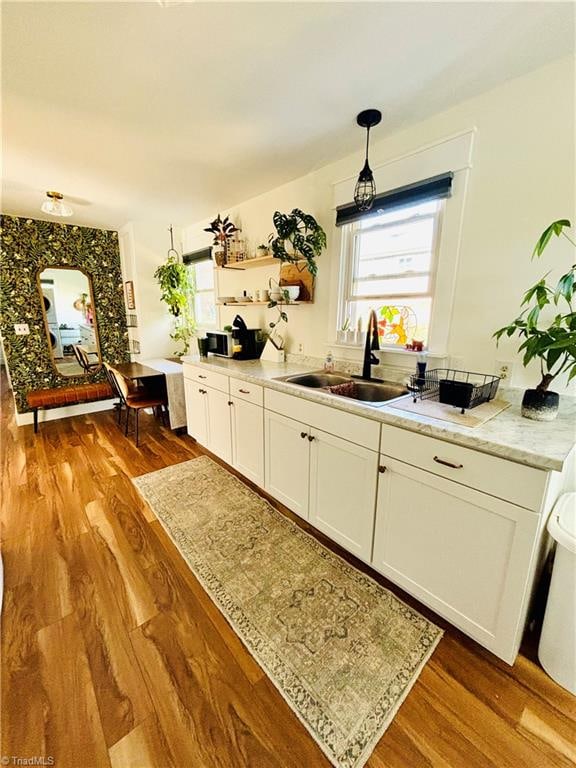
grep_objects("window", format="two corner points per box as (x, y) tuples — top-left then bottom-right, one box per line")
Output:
(338, 198), (443, 348)
(187, 259), (216, 328)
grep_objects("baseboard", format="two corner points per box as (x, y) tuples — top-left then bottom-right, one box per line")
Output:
(15, 398), (117, 427)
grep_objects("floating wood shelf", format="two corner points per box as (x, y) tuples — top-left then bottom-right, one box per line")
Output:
(217, 301), (311, 307)
(220, 256), (277, 270)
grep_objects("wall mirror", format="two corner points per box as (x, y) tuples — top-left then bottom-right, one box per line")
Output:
(38, 266), (102, 376)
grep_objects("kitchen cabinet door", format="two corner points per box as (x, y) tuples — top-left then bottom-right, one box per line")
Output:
(372, 456), (539, 663)
(184, 379), (208, 445)
(205, 386), (232, 464)
(231, 397), (264, 487)
(309, 428), (379, 562)
(264, 410), (310, 520)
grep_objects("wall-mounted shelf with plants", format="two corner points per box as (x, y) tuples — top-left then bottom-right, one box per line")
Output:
(219, 255), (277, 271)
(217, 300), (309, 306)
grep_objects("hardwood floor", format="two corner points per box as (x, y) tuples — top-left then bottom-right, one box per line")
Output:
(1, 373), (574, 768)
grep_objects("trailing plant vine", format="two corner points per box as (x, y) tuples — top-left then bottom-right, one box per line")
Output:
(154, 254), (196, 356)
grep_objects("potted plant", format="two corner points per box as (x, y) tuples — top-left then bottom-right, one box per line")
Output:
(269, 208), (327, 277)
(154, 254), (196, 356)
(494, 219), (575, 421)
(256, 243), (269, 258)
(203, 214), (239, 266)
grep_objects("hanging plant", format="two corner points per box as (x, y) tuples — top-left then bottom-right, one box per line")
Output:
(154, 227), (196, 355)
(269, 208), (326, 277)
(154, 255), (189, 317)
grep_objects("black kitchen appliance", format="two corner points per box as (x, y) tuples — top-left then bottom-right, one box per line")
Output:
(205, 315), (264, 360)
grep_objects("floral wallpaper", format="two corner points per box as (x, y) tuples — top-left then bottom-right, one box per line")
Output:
(0, 215), (130, 413)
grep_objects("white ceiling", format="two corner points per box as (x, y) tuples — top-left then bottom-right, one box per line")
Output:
(1, 2), (574, 230)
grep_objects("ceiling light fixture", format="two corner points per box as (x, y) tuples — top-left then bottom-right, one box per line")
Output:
(41, 190), (73, 218)
(354, 109), (382, 212)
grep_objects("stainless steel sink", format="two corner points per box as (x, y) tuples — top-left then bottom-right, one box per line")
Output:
(275, 371), (409, 405)
(343, 381), (409, 404)
(282, 372), (351, 388)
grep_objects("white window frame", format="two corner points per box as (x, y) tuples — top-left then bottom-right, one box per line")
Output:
(328, 130), (474, 360)
(336, 201), (444, 349)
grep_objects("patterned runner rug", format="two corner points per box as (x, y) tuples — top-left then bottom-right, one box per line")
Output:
(133, 456), (442, 768)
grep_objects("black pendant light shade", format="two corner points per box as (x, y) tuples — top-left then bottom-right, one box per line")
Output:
(354, 109), (382, 212)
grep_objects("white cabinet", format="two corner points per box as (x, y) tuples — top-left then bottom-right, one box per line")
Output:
(372, 456), (540, 662)
(206, 387), (232, 464)
(264, 410), (310, 520)
(184, 379), (208, 445)
(231, 396), (264, 487)
(264, 412), (379, 556)
(309, 428), (379, 562)
(184, 380), (231, 462)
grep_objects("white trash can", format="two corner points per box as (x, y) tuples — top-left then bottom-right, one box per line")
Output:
(538, 492), (576, 694)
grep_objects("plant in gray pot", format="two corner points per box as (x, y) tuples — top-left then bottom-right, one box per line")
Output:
(494, 219), (575, 421)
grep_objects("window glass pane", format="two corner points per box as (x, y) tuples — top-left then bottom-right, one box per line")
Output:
(357, 217), (435, 259)
(346, 298), (432, 347)
(194, 291), (216, 327)
(194, 260), (214, 291)
(357, 199), (439, 229)
(352, 275), (431, 297)
(355, 250), (432, 279)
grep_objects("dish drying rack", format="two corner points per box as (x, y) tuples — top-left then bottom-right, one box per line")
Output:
(409, 368), (501, 413)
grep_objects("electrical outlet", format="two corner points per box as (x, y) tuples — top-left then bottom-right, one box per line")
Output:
(14, 323), (30, 336)
(496, 359), (514, 382)
(297, 342), (304, 354)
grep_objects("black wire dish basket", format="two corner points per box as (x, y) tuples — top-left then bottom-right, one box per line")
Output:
(408, 368), (501, 414)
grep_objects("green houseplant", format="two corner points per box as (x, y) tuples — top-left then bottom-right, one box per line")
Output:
(154, 254), (196, 356)
(494, 219), (575, 421)
(269, 208), (327, 277)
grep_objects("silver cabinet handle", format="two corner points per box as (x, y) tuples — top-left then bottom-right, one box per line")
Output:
(300, 431), (308, 439)
(239, 388), (250, 394)
(379, 465), (387, 473)
(433, 455), (463, 469)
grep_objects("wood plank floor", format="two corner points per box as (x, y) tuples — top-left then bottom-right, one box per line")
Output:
(1, 373), (575, 768)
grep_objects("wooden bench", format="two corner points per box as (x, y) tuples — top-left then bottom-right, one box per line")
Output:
(27, 381), (114, 433)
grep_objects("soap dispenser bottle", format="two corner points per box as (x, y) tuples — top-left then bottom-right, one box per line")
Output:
(324, 351), (335, 373)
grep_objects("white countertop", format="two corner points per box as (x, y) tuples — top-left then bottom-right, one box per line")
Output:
(181, 355), (576, 472)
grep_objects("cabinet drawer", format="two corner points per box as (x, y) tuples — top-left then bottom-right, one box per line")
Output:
(182, 364), (229, 394)
(380, 424), (547, 510)
(229, 378), (263, 406)
(265, 389), (379, 451)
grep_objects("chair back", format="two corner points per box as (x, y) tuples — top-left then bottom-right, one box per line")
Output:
(72, 345), (86, 371)
(103, 362), (122, 399)
(109, 366), (131, 402)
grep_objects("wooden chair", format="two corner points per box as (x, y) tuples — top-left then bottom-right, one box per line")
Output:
(103, 362), (124, 425)
(72, 344), (99, 373)
(108, 367), (167, 446)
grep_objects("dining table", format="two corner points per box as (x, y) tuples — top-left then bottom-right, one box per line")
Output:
(114, 359), (186, 429)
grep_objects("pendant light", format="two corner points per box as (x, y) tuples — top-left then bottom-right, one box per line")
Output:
(354, 109), (382, 212)
(41, 191), (73, 217)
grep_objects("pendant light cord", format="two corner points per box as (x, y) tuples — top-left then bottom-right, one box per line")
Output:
(364, 125), (371, 163)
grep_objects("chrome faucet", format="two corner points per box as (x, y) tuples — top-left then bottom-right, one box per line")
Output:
(353, 309), (380, 381)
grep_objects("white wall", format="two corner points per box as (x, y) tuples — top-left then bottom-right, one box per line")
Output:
(181, 56), (575, 391)
(119, 221), (180, 359)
